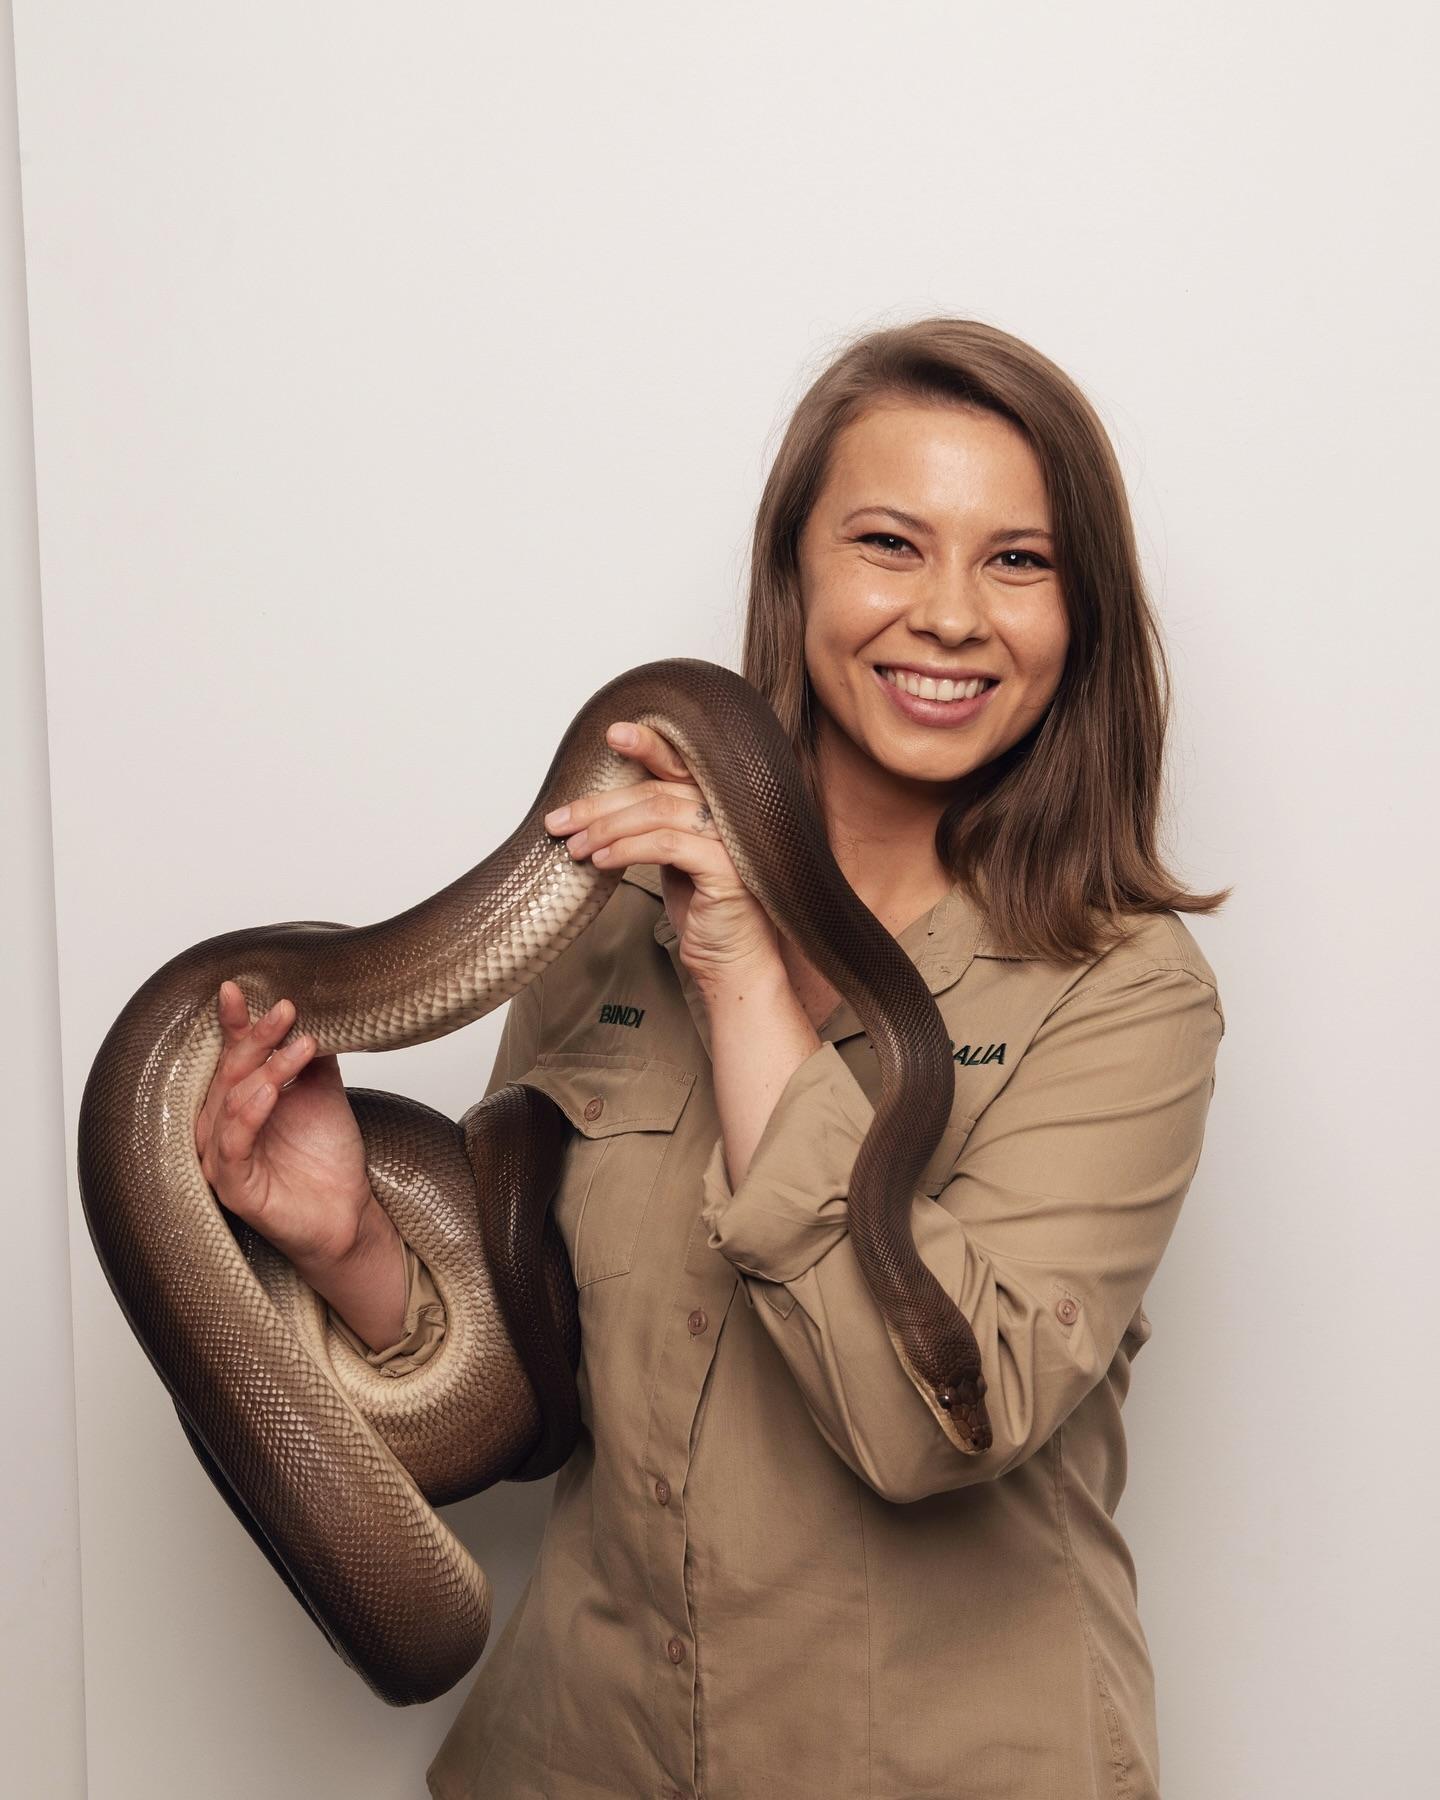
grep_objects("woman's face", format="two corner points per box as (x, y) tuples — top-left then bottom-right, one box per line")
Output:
(797, 398), (1069, 795)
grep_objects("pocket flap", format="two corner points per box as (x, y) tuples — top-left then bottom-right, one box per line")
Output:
(517, 1051), (696, 1137)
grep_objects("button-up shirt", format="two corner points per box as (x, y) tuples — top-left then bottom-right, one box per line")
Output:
(336, 862), (1224, 1799)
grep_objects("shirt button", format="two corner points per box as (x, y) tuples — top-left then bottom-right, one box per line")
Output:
(666, 1635), (686, 1664)
(654, 1476), (671, 1505)
(1055, 1295), (1080, 1325)
(583, 1096), (604, 1122)
(686, 1308), (708, 1335)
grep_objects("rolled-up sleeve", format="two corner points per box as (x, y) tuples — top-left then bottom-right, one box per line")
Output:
(699, 963), (1224, 1502)
(326, 972), (548, 1376)
(328, 1237), (448, 1375)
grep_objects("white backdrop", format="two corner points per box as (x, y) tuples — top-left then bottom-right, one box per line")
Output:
(9, 3), (1436, 1796)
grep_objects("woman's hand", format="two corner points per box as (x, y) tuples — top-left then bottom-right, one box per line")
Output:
(194, 982), (411, 1353)
(544, 719), (785, 994)
(195, 981), (379, 1269)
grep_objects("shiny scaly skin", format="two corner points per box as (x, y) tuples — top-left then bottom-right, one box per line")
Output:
(75, 657), (989, 1709)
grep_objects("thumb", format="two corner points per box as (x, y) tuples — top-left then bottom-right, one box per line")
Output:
(607, 720), (697, 788)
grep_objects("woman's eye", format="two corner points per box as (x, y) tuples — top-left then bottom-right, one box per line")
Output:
(857, 535), (1049, 569)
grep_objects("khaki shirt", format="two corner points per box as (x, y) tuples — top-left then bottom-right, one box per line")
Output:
(338, 862), (1224, 1799)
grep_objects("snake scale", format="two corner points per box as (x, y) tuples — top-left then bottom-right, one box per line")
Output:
(76, 657), (991, 1707)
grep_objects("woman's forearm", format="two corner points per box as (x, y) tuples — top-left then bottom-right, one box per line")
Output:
(294, 1193), (409, 1353)
(700, 953), (822, 1189)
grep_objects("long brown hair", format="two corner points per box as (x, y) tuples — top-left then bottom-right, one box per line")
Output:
(740, 316), (1232, 965)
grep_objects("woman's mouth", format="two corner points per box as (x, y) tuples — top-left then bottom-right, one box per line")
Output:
(871, 665), (1000, 727)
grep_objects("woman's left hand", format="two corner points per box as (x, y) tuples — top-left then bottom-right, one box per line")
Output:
(543, 719), (783, 991)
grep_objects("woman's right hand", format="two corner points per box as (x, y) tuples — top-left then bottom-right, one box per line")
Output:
(195, 979), (377, 1270)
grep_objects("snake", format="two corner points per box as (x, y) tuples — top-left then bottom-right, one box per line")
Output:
(76, 657), (992, 1708)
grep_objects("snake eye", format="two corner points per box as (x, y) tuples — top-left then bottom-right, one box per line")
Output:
(936, 1387), (955, 1410)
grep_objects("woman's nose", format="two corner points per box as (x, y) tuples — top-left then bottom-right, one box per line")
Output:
(905, 566), (989, 640)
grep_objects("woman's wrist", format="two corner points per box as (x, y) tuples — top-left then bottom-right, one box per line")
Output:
(297, 1192), (409, 1354)
(686, 944), (790, 1009)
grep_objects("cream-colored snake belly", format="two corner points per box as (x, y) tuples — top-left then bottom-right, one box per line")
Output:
(76, 658), (991, 1707)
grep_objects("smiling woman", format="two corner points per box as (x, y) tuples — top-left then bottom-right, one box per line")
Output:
(413, 319), (1235, 1799)
(740, 319), (1230, 968)
(792, 398), (1072, 873)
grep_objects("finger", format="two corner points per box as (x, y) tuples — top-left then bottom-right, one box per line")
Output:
(271, 1031), (319, 1091)
(545, 772), (701, 840)
(586, 826), (732, 882)
(212, 1028), (313, 1136)
(209, 1078), (277, 1187)
(216, 979), (275, 1048)
(563, 789), (719, 861)
(200, 991), (307, 1159)
(202, 982), (278, 1155)
(202, 1067), (272, 1185)
(207, 1031), (315, 1170)
(226, 1034), (313, 1118)
(604, 720), (698, 786)
(219, 988), (296, 1082)
(216, 978), (259, 1041)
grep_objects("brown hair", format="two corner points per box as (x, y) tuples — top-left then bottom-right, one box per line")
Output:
(740, 315), (1232, 964)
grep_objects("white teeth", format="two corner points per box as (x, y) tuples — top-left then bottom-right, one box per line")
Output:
(878, 667), (994, 702)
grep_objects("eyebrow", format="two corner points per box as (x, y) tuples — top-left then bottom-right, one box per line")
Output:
(841, 506), (1053, 544)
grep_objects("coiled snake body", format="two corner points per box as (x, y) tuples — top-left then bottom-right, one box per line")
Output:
(76, 659), (991, 1707)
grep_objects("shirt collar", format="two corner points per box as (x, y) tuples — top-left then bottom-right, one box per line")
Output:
(619, 861), (1032, 1054)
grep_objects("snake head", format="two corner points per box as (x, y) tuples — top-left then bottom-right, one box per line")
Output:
(881, 1315), (994, 1455)
(934, 1372), (993, 1453)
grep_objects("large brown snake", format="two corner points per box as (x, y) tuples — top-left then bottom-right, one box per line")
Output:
(76, 658), (991, 1707)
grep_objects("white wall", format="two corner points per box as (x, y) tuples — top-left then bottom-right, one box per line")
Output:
(0, 1), (87, 1792)
(10, 3), (1435, 1795)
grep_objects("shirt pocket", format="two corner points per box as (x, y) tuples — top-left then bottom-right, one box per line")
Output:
(515, 1050), (697, 1286)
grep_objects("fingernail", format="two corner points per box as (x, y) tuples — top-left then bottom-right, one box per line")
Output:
(609, 723), (637, 746)
(545, 805), (571, 827)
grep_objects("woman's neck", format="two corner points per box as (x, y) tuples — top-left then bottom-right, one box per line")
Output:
(812, 742), (959, 933)
(774, 752), (960, 1030)
(778, 849), (955, 1033)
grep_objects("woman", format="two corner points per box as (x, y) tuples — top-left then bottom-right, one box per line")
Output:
(198, 317), (1228, 1798)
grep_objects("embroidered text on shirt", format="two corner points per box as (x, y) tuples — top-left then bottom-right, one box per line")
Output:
(598, 1001), (646, 1029)
(861, 1037), (1007, 1065)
